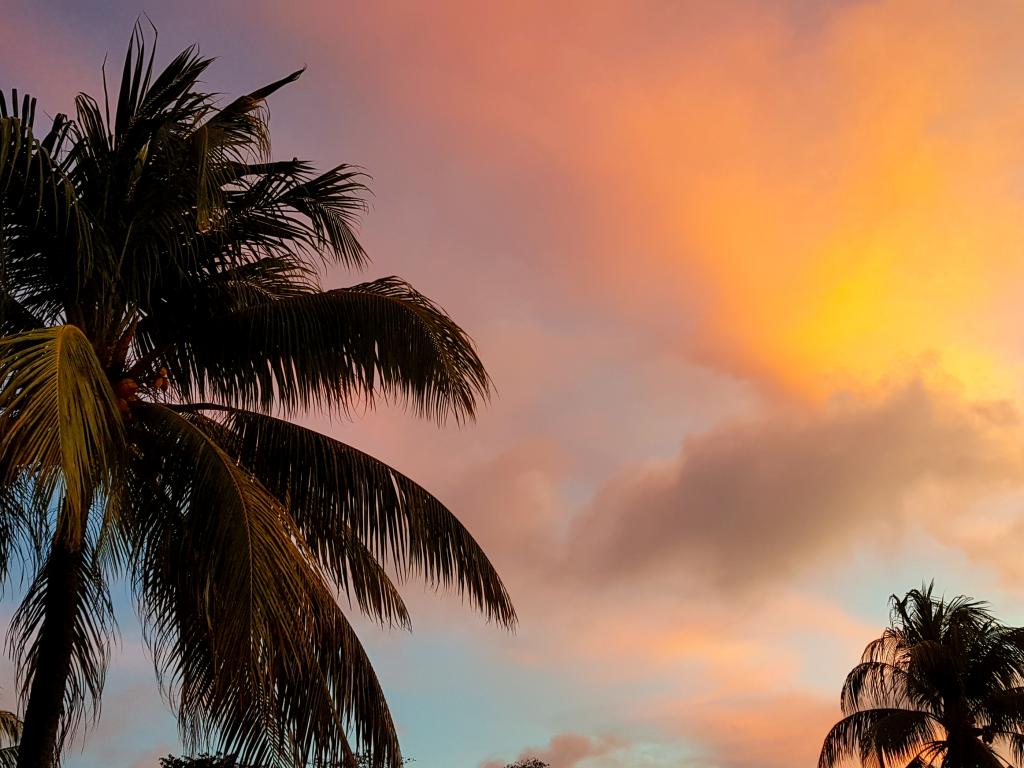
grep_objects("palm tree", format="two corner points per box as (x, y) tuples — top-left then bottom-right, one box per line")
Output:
(0, 27), (514, 768)
(819, 585), (1024, 768)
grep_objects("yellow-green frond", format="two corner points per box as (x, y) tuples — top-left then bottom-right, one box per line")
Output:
(0, 326), (126, 538)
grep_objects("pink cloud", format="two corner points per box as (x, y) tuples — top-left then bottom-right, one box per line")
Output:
(666, 691), (839, 768)
(479, 732), (626, 768)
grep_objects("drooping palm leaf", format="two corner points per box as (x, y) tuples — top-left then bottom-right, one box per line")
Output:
(0, 710), (20, 746)
(162, 277), (491, 419)
(8, 538), (114, 754)
(179, 405), (514, 626)
(0, 326), (125, 536)
(820, 709), (939, 768)
(841, 662), (937, 716)
(129, 404), (403, 767)
(0, 101), (86, 329)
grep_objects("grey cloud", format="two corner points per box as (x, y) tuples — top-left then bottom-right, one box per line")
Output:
(479, 733), (625, 768)
(572, 381), (1024, 588)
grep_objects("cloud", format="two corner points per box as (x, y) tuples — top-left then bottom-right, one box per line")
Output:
(252, 0), (1024, 402)
(480, 732), (625, 768)
(667, 692), (838, 768)
(636, 598), (866, 768)
(572, 380), (1024, 589)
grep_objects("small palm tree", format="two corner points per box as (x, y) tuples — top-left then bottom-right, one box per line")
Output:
(0, 26), (514, 768)
(819, 585), (1024, 768)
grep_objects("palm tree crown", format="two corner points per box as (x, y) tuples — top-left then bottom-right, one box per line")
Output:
(820, 585), (1024, 768)
(0, 27), (514, 768)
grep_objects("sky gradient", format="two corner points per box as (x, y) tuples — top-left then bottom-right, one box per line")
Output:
(5, 1), (1024, 766)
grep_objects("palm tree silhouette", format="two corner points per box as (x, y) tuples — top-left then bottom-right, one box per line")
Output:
(0, 26), (514, 768)
(820, 584), (1024, 768)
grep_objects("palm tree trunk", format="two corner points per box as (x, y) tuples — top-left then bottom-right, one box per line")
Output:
(15, 539), (85, 768)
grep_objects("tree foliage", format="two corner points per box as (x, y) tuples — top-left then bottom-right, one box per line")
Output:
(159, 753), (414, 768)
(0, 710), (20, 768)
(819, 584), (1024, 768)
(1, 24), (513, 768)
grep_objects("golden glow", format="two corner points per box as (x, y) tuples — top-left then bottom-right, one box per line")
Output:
(272, 1), (1024, 402)
(586, 0), (1024, 400)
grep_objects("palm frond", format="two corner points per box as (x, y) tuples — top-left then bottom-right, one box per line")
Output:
(0, 104), (76, 221)
(0, 478), (51, 589)
(819, 709), (939, 768)
(902, 741), (946, 768)
(164, 277), (491, 421)
(0, 326), (126, 538)
(8, 539), (114, 752)
(1002, 731), (1024, 765)
(162, 406), (411, 629)
(265, 164), (369, 267)
(193, 68), (304, 167)
(980, 687), (1024, 734)
(0, 97), (86, 315)
(183, 406), (514, 627)
(0, 710), (21, 747)
(111, 24), (213, 149)
(968, 627), (1024, 699)
(841, 661), (938, 716)
(129, 403), (402, 767)
(954, 738), (1008, 768)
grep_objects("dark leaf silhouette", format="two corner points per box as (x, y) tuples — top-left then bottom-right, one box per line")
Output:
(820, 584), (1024, 768)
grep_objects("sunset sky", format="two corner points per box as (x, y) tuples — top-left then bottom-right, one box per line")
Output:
(6, 1), (1024, 766)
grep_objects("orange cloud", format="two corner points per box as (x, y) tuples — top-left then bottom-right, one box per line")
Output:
(262, 0), (1024, 400)
(651, 1), (1024, 399)
(665, 691), (839, 768)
